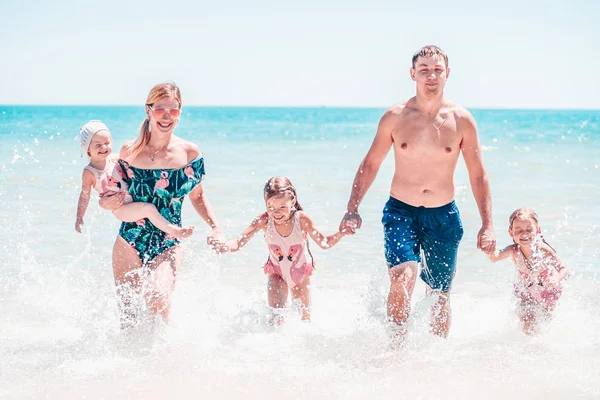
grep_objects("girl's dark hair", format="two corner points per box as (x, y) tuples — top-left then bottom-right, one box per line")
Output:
(263, 176), (303, 211)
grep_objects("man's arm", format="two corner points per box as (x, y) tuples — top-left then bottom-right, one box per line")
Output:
(340, 109), (396, 232)
(459, 108), (496, 253)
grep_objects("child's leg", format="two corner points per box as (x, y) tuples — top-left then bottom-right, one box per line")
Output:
(267, 274), (288, 325)
(291, 276), (311, 321)
(517, 298), (537, 335)
(267, 274), (288, 308)
(113, 203), (194, 239)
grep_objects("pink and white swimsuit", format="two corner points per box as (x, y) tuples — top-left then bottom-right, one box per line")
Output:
(84, 154), (133, 202)
(263, 212), (314, 287)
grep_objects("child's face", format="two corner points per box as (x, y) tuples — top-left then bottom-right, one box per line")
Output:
(509, 217), (540, 247)
(265, 194), (296, 225)
(88, 131), (112, 160)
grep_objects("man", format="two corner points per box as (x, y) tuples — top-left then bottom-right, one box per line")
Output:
(339, 45), (495, 338)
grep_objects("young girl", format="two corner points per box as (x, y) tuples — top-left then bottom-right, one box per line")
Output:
(218, 176), (348, 322)
(75, 120), (194, 239)
(489, 208), (569, 334)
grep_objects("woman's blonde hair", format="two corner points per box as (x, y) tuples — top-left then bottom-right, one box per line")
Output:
(128, 81), (182, 161)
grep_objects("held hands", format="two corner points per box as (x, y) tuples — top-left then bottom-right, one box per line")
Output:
(212, 239), (240, 254)
(207, 227), (225, 250)
(477, 225), (496, 255)
(339, 211), (362, 235)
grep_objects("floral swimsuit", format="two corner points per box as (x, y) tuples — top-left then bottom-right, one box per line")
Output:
(118, 156), (205, 265)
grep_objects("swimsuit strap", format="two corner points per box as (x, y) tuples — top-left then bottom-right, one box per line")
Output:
(518, 246), (536, 271)
(539, 235), (557, 253)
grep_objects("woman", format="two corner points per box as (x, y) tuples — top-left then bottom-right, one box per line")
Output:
(101, 82), (222, 328)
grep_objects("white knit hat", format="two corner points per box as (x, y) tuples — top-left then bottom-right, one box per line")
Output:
(78, 120), (110, 157)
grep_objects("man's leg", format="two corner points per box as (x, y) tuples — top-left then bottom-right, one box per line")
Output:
(430, 290), (451, 338)
(419, 201), (463, 338)
(387, 261), (419, 328)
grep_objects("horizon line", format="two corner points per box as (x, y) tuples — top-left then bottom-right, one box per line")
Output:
(1, 104), (599, 111)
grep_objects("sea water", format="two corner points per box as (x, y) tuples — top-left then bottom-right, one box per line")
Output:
(1, 106), (599, 398)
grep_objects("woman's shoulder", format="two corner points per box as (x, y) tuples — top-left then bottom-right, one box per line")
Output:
(173, 137), (202, 162)
(119, 140), (136, 161)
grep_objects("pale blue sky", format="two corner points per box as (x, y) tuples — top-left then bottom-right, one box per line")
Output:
(1, 0), (598, 108)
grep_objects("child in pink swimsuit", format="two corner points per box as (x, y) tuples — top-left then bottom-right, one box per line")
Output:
(75, 120), (194, 239)
(489, 208), (569, 335)
(217, 176), (349, 322)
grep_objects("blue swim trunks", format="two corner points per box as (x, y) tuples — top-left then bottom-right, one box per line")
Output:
(382, 197), (464, 292)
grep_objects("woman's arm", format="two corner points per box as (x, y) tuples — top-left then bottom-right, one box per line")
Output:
(181, 140), (223, 243)
(188, 182), (223, 243)
(99, 191), (126, 210)
(75, 169), (95, 232)
(488, 245), (514, 262)
(219, 213), (268, 253)
(300, 212), (346, 250)
(99, 143), (134, 211)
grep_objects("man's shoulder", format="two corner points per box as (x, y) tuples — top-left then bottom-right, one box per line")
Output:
(446, 103), (476, 131)
(387, 101), (409, 113)
(382, 101), (411, 122)
(389, 97), (418, 112)
(447, 102), (474, 121)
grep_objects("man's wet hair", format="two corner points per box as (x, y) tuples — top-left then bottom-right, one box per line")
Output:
(412, 45), (448, 69)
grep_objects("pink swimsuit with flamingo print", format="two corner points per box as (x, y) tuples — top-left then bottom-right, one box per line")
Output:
(84, 154), (133, 203)
(264, 212), (314, 288)
(511, 245), (563, 304)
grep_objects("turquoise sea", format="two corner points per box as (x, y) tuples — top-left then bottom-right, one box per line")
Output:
(1, 106), (599, 399)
